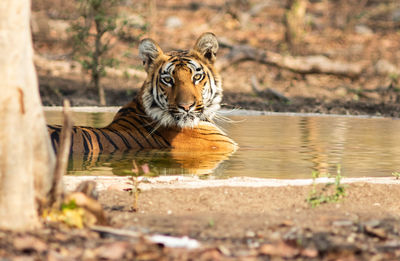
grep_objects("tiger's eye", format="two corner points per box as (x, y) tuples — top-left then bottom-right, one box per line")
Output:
(194, 74), (202, 81)
(162, 76), (173, 85)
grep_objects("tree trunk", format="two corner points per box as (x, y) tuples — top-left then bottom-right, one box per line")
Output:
(94, 19), (106, 106)
(284, 0), (307, 55)
(147, 0), (157, 39)
(0, 0), (55, 230)
(98, 82), (106, 106)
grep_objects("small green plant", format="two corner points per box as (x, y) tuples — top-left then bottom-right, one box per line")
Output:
(125, 160), (150, 212)
(389, 73), (399, 83)
(392, 172), (400, 180)
(61, 199), (78, 210)
(208, 219), (215, 228)
(70, 0), (122, 105)
(123, 70), (130, 79)
(307, 165), (346, 208)
(44, 199), (90, 228)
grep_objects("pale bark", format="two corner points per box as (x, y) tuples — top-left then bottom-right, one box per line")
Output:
(146, 0), (157, 39)
(0, 0), (55, 230)
(284, 0), (308, 55)
(217, 42), (365, 78)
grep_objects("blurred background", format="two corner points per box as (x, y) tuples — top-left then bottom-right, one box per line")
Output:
(33, 0), (400, 116)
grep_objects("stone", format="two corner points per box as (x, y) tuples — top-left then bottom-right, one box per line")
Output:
(165, 16), (183, 29)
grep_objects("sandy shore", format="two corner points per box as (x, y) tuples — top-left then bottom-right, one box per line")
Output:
(64, 175), (400, 192)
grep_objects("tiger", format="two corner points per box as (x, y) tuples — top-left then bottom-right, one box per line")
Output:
(48, 33), (238, 156)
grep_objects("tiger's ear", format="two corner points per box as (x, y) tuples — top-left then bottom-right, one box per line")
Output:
(193, 32), (219, 64)
(139, 38), (163, 71)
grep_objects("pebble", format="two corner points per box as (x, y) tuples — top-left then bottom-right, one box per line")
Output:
(165, 16), (183, 29)
(347, 233), (356, 243)
(374, 60), (398, 76)
(332, 220), (353, 227)
(245, 230), (256, 238)
(270, 231), (282, 241)
(355, 24), (373, 35)
(96, 242), (129, 260)
(364, 220), (381, 228)
(217, 245), (231, 256)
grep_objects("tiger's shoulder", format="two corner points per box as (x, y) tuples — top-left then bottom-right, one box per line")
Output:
(157, 121), (238, 152)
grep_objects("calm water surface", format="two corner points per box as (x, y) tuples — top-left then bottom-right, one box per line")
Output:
(45, 110), (400, 179)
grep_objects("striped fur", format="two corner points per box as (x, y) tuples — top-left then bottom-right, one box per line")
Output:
(48, 33), (237, 156)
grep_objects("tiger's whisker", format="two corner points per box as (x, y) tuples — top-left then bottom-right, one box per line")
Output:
(147, 121), (163, 138)
(214, 113), (244, 124)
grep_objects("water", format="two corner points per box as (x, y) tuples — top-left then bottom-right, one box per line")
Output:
(45, 110), (400, 179)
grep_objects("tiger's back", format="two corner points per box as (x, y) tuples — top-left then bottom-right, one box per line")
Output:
(48, 33), (237, 156)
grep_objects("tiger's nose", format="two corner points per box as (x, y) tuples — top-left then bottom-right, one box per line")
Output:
(178, 102), (195, 112)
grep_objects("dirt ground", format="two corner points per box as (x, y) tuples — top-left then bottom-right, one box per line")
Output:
(2, 182), (400, 260)
(106, 183), (400, 259)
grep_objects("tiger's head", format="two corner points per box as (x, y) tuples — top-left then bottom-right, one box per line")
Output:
(138, 33), (222, 129)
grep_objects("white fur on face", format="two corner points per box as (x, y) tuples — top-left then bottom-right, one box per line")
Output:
(141, 58), (222, 129)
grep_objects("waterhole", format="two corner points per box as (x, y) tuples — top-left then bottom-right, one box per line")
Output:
(45, 109), (400, 179)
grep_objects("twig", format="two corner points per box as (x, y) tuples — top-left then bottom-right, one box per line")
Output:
(48, 99), (73, 207)
(91, 225), (141, 238)
(75, 180), (98, 199)
(66, 192), (108, 225)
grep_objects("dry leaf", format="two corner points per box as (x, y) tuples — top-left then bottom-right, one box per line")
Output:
(96, 242), (129, 260)
(259, 241), (299, 258)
